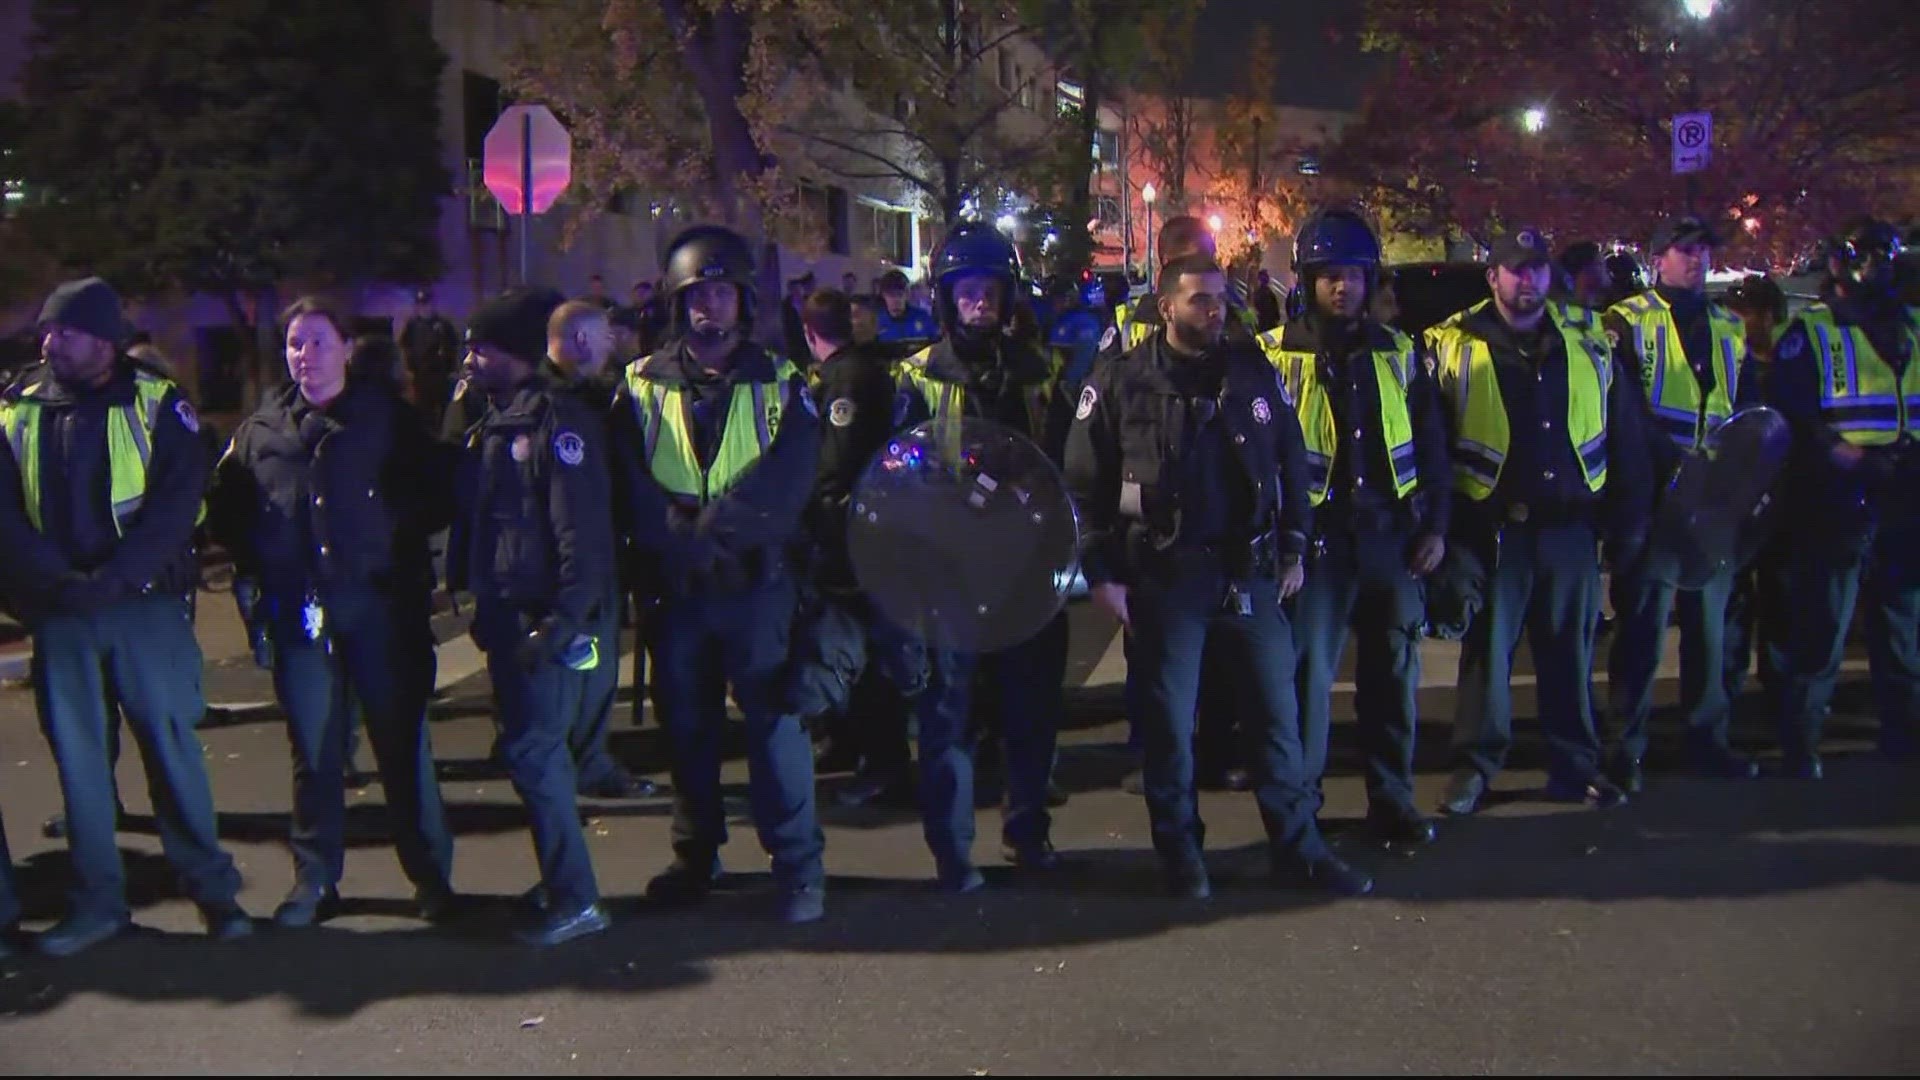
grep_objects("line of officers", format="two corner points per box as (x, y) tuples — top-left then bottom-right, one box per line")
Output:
(0, 208), (1913, 957)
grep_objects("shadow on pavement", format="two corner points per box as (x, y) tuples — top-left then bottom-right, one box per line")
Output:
(3, 753), (1916, 1021)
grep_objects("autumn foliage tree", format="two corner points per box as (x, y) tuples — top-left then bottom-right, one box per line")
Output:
(1326, 0), (1920, 263)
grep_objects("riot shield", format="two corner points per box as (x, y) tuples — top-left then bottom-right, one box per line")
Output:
(1643, 406), (1793, 590)
(847, 417), (1080, 653)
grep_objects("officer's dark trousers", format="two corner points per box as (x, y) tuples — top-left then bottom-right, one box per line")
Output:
(1777, 550), (1920, 757)
(649, 581), (824, 889)
(1129, 560), (1328, 868)
(484, 634), (600, 913)
(570, 588), (624, 787)
(1607, 560), (1737, 765)
(917, 611), (1068, 864)
(269, 586), (452, 893)
(32, 596), (241, 921)
(1451, 524), (1606, 784)
(0, 808), (20, 928)
(1724, 546), (1791, 702)
(1293, 531), (1426, 812)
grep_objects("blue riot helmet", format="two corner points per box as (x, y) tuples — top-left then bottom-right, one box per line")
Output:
(931, 222), (1021, 334)
(661, 224), (757, 334)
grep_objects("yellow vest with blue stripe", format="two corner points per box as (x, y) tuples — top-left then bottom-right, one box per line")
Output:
(1256, 325), (1421, 505)
(1797, 303), (1920, 447)
(624, 353), (801, 504)
(1426, 300), (1612, 501)
(894, 346), (1056, 446)
(1609, 290), (1745, 450)
(0, 368), (193, 533)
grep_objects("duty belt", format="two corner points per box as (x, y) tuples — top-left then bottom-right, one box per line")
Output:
(1495, 500), (1593, 528)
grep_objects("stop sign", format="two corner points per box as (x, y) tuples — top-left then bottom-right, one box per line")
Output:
(484, 104), (571, 215)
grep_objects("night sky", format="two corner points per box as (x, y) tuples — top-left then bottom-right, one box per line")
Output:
(1186, 0), (1373, 109)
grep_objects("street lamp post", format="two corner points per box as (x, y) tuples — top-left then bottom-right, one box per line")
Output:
(1142, 182), (1157, 275)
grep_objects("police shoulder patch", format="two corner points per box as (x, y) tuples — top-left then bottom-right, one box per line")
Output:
(829, 398), (856, 427)
(1251, 397), (1272, 425)
(553, 430), (586, 466)
(1098, 325), (1117, 353)
(173, 398), (200, 434)
(1777, 329), (1806, 361)
(1075, 384), (1098, 420)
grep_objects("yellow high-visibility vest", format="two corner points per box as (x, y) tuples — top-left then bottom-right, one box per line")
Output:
(1798, 303), (1920, 447)
(1610, 290), (1745, 449)
(0, 369), (192, 533)
(1257, 327), (1421, 505)
(625, 354), (801, 503)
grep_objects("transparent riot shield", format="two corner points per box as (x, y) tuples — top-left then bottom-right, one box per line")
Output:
(847, 417), (1081, 653)
(1643, 406), (1793, 590)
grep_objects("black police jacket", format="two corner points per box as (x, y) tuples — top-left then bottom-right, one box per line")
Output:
(451, 371), (617, 648)
(208, 378), (452, 600)
(608, 339), (822, 594)
(805, 341), (899, 586)
(1064, 333), (1312, 587)
(0, 360), (206, 625)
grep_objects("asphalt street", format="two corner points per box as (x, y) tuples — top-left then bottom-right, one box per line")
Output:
(0, 588), (1914, 1073)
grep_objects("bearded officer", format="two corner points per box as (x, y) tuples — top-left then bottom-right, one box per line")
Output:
(1426, 230), (1654, 815)
(1066, 254), (1372, 899)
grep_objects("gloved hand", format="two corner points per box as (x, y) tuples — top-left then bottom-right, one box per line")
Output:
(519, 618), (599, 672)
(662, 507), (722, 581)
(231, 576), (274, 669)
(53, 571), (119, 617)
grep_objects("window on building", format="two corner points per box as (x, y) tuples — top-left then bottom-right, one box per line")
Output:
(852, 200), (912, 266)
(1056, 79), (1084, 115)
(1092, 128), (1119, 170)
(1296, 156), (1321, 176)
(998, 49), (1015, 92)
(1093, 195), (1123, 230)
(1017, 66), (1035, 110)
(797, 181), (835, 250)
(827, 186), (851, 255)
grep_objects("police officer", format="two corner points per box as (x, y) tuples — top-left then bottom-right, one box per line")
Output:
(1046, 275), (1107, 390)
(400, 289), (460, 430)
(1427, 231), (1653, 814)
(872, 268), (941, 361)
(1600, 217), (1763, 791)
(789, 288), (922, 809)
(207, 296), (458, 927)
(0, 277), (251, 955)
(1720, 275), (1792, 704)
(1555, 242), (1609, 309)
(1602, 252), (1647, 309)
(1104, 217), (1260, 364)
(543, 300), (654, 800)
(1767, 217), (1919, 776)
(892, 222), (1073, 889)
(609, 225), (827, 924)
(1257, 209), (1449, 844)
(1066, 253), (1372, 899)
(451, 286), (615, 945)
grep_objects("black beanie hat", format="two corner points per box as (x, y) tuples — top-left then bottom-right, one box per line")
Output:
(465, 286), (565, 363)
(39, 277), (133, 345)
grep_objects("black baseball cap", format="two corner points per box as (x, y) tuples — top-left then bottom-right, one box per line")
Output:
(1648, 215), (1720, 256)
(1488, 228), (1553, 270)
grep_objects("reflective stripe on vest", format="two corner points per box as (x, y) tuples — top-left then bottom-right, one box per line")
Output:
(625, 356), (798, 504)
(1257, 328), (1420, 506)
(1800, 304), (1920, 447)
(1612, 291), (1744, 449)
(1426, 301), (1611, 500)
(896, 348), (1054, 463)
(0, 370), (177, 533)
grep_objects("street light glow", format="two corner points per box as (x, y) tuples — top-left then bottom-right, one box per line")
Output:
(1207, 213), (1223, 233)
(995, 213), (1017, 234)
(1682, 0), (1718, 18)
(1142, 182), (1156, 205)
(1522, 106), (1548, 134)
